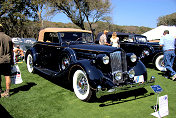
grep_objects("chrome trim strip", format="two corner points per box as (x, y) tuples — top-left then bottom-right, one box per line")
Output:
(96, 80), (155, 98)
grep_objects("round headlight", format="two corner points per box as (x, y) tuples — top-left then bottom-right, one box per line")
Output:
(128, 69), (135, 78)
(130, 54), (137, 62)
(103, 55), (109, 64)
(114, 72), (122, 81)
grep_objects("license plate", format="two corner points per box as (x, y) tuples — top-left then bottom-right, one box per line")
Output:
(134, 75), (144, 83)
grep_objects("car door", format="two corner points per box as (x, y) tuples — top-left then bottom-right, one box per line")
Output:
(119, 35), (142, 57)
(42, 32), (63, 71)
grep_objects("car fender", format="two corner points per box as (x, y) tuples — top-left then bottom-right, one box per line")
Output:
(152, 51), (163, 63)
(60, 47), (77, 63)
(133, 60), (147, 81)
(69, 59), (103, 89)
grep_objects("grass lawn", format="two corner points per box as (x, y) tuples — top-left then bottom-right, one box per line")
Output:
(0, 63), (176, 118)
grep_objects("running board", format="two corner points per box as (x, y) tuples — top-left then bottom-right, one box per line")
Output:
(34, 67), (59, 77)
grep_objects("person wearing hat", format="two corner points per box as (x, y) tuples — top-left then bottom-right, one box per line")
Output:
(0, 24), (13, 97)
(159, 30), (176, 81)
(99, 30), (110, 45)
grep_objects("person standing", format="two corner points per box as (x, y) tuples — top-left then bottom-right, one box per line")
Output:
(99, 30), (110, 45)
(110, 32), (120, 48)
(0, 24), (13, 97)
(159, 30), (176, 80)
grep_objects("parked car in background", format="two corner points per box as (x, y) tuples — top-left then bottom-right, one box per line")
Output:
(12, 38), (37, 56)
(25, 28), (155, 102)
(96, 32), (165, 71)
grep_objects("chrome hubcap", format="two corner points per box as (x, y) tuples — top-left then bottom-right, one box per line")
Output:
(77, 74), (88, 95)
(159, 58), (165, 67)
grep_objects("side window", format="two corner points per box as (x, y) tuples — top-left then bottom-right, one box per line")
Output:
(44, 32), (59, 43)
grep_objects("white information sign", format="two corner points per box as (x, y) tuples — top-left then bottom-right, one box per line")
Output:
(159, 95), (169, 117)
(151, 95), (169, 118)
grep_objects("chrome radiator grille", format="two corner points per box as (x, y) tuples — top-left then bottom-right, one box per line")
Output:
(110, 51), (127, 73)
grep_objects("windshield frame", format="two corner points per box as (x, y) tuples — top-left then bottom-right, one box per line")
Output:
(134, 35), (147, 43)
(58, 32), (94, 44)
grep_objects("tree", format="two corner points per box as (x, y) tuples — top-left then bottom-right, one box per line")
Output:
(0, 0), (40, 37)
(31, 0), (47, 28)
(47, 0), (85, 29)
(82, 0), (111, 34)
(47, 0), (111, 32)
(157, 12), (176, 26)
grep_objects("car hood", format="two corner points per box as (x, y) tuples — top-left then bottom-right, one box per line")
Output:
(69, 43), (121, 53)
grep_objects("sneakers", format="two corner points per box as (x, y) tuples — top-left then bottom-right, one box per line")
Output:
(1, 91), (10, 98)
(171, 74), (176, 81)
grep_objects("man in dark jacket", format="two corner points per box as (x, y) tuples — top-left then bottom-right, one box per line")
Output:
(0, 24), (13, 97)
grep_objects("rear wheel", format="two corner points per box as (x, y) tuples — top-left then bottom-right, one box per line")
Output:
(27, 53), (34, 73)
(155, 54), (166, 71)
(73, 70), (93, 101)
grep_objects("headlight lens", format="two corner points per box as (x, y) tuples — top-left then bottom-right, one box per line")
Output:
(114, 71), (122, 80)
(130, 54), (137, 62)
(128, 69), (135, 78)
(103, 55), (109, 64)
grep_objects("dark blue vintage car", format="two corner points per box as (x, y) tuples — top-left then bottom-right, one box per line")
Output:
(25, 28), (155, 101)
(96, 32), (165, 71)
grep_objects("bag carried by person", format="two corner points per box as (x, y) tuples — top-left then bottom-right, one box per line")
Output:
(11, 65), (23, 84)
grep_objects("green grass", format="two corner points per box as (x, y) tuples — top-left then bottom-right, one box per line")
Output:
(0, 63), (176, 118)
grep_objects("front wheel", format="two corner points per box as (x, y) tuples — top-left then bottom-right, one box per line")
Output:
(73, 70), (93, 101)
(155, 55), (166, 71)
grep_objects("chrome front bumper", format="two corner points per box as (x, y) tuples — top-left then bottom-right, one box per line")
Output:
(96, 76), (155, 98)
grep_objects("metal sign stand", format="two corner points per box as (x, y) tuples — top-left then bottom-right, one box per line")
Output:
(151, 85), (163, 118)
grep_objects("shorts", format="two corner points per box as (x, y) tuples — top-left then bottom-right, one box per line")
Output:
(0, 63), (11, 76)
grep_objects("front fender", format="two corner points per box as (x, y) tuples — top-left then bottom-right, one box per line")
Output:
(133, 60), (147, 81)
(61, 48), (77, 63)
(70, 59), (103, 89)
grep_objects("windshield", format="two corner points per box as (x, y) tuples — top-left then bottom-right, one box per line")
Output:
(135, 35), (147, 42)
(59, 32), (93, 43)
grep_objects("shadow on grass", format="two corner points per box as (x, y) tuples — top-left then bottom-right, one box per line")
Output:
(10, 82), (37, 96)
(0, 104), (13, 118)
(98, 88), (154, 107)
(35, 71), (73, 91)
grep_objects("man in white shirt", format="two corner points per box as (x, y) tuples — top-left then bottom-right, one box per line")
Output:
(159, 30), (176, 80)
(99, 30), (110, 45)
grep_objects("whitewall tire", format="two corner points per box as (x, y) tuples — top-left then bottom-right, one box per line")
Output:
(155, 55), (166, 71)
(27, 54), (34, 73)
(73, 70), (92, 101)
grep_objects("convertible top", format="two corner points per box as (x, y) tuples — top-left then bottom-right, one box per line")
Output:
(38, 28), (92, 42)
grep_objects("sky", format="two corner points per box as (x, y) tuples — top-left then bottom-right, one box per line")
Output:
(47, 0), (176, 28)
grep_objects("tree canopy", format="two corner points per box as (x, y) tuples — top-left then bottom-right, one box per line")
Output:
(157, 12), (176, 26)
(0, 0), (152, 38)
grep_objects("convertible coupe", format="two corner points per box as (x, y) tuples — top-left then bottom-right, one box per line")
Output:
(25, 28), (155, 101)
